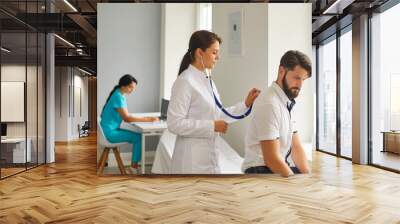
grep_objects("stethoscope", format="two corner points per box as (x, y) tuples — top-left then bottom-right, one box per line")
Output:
(200, 56), (252, 120)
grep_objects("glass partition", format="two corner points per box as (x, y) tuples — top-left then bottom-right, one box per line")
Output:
(1, 30), (28, 178)
(0, 1), (46, 179)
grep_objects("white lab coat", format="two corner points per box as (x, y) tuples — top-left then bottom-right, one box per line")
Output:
(167, 64), (248, 174)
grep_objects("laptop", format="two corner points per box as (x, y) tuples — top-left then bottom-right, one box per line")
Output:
(159, 98), (169, 121)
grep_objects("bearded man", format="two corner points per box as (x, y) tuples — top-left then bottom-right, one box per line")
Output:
(242, 50), (312, 177)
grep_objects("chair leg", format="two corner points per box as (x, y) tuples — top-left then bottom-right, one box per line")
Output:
(98, 148), (110, 175)
(98, 147), (107, 170)
(113, 147), (126, 175)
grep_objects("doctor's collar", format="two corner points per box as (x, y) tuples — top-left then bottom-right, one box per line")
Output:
(189, 64), (210, 79)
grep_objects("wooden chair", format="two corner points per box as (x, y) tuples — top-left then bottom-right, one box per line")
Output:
(97, 118), (128, 175)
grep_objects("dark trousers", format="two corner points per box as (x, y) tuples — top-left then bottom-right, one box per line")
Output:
(245, 166), (301, 174)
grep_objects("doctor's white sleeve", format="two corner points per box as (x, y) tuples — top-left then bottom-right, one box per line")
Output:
(167, 78), (214, 138)
(212, 81), (247, 123)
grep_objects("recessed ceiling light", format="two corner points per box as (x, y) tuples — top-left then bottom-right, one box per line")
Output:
(322, 0), (351, 15)
(1, 47), (11, 53)
(63, 0), (78, 12)
(78, 67), (93, 76)
(54, 34), (75, 48)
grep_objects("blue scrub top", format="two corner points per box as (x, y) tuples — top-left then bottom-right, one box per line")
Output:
(101, 89), (127, 133)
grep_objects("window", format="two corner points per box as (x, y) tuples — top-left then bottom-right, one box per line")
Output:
(390, 74), (400, 130)
(317, 36), (337, 155)
(339, 28), (352, 158)
(198, 3), (212, 31)
(370, 2), (400, 171)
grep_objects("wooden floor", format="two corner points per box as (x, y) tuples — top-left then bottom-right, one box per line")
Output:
(1, 167), (26, 178)
(1, 163), (46, 178)
(1, 135), (400, 223)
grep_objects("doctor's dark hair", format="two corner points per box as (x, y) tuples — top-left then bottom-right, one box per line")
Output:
(279, 50), (312, 77)
(101, 74), (138, 115)
(178, 30), (222, 75)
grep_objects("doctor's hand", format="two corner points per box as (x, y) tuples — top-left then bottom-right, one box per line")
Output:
(245, 88), (261, 107)
(214, 120), (228, 134)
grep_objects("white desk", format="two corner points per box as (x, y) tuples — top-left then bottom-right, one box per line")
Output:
(129, 112), (167, 174)
(1, 138), (31, 164)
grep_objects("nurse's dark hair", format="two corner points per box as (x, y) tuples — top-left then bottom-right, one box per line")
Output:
(101, 74), (137, 115)
(178, 30), (222, 76)
(279, 50), (312, 77)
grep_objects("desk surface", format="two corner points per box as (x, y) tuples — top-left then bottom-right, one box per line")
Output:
(381, 131), (400, 134)
(1, 138), (26, 143)
(129, 112), (167, 133)
(132, 112), (160, 117)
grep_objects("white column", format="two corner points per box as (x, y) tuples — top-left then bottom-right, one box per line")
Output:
(46, 32), (55, 163)
(352, 14), (369, 164)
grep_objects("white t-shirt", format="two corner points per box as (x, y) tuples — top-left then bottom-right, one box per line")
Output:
(242, 82), (297, 171)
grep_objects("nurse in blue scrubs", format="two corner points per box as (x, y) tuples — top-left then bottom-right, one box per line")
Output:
(100, 74), (159, 170)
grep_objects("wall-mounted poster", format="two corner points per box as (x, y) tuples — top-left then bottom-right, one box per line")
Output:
(228, 10), (243, 56)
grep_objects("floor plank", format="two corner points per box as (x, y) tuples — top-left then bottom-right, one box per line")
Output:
(0, 134), (400, 223)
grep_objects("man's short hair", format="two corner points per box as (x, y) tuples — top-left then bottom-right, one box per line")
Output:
(279, 50), (312, 77)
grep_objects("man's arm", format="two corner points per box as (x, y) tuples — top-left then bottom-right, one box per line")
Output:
(260, 139), (294, 177)
(291, 132), (310, 174)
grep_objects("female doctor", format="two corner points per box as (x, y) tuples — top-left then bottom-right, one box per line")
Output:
(167, 30), (260, 174)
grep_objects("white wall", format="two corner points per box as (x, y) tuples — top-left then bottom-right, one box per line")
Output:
(97, 3), (161, 114)
(71, 73), (89, 138)
(54, 67), (89, 141)
(213, 3), (313, 155)
(160, 3), (197, 100)
(97, 3), (161, 166)
(54, 67), (69, 141)
(212, 4), (269, 156)
(1, 65), (26, 82)
(267, 3), (313, 144)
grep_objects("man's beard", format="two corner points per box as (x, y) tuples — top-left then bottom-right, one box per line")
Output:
(282, 72), (300, 99)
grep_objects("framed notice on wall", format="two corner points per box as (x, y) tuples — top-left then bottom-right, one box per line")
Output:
(228, 10), (244, 56)
(1, 81), (25, 122)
